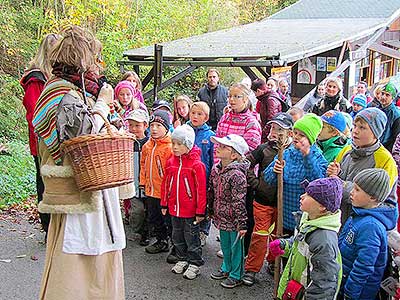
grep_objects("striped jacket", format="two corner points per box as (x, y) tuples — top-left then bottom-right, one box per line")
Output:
(215, 109), (261, 153)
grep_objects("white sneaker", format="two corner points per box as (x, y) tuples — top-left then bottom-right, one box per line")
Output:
(171, 261), (189, 274)
(183, 264), (200, 280)
(200, 232), (207, 247)
(217, 249), (224, 258)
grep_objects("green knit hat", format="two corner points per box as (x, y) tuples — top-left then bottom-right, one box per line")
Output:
(382, 82), (397, 99)
(293, 113), (323, 144)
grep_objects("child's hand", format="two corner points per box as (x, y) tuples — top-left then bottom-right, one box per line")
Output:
(239, 229), (247, 237)
(273, 160), (285, 174)
(195, 216), (204, 224)
(269, 239), (284, 258)
(327, 161), (341, 177)
(161, 208), (167, 216)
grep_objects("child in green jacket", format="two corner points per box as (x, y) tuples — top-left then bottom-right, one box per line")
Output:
(317, 110), (349, 163)
(269, 177), (343, 300)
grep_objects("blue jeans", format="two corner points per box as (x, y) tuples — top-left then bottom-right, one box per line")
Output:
(171, 216), (203, 266)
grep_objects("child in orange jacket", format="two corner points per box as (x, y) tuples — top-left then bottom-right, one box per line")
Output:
(140, 110), (173, 254)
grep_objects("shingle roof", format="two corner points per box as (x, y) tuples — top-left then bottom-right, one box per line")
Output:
(271, 0), (400, 19)
(122, 0), (400, 64)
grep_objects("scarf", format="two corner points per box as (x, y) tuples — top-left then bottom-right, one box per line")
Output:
(33, 64), (103, 165)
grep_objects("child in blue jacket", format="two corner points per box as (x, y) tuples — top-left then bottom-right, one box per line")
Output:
(339, 168), (398, 300)
(264, 113), (328, 233)
(188, 101), (215, 246)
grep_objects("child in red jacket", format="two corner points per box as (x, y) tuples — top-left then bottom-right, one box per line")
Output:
(161, 125), (207, 280)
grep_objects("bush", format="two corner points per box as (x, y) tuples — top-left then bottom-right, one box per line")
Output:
(0, 140), (35, 209)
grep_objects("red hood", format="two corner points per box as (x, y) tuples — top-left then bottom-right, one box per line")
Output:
(20, 69), (46, 90)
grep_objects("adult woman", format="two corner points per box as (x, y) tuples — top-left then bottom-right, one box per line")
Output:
(20, 33), (60, 235)
(303, 82), (325, 112)
(312, 77), (352, 115)
(33, 26), (125, 300)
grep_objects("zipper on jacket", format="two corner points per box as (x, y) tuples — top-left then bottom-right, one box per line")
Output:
(183, 175), (192, 199)
(168, 175), (174, 198)
(149, 142), (157, 196)
(176, 156), (182, 216)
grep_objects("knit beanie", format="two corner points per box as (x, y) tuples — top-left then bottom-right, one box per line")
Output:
(303, 177), (343, 212)
(171, 124), (195, 150)
(353, 94), (367, 108)
(115, 80), (135, 99)
(293, 113), (323, 144)
(354, 168), (390, 202)
(149, 110), (171, 131)
(382, 82), (397, 99)
(355, 107), (387, 139)
(321, 110), (346, 133)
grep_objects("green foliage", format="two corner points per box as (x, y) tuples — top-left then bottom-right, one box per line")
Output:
(0, 140), (35, 208)
(0, 75), (28, 141)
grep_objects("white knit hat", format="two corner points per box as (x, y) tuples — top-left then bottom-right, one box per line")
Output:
(171, 124), (195, 150)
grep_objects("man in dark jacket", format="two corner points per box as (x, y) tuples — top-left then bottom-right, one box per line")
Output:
(196, 69), (228, 130)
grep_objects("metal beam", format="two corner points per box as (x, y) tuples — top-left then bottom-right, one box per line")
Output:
(256, 66), (270, 79)
(141, 66), (154, 90)
(240, 66), (258, 80)
(143, 66), (198, 99)
(153, 44), (163, 101)
(117, 59), (285, 68)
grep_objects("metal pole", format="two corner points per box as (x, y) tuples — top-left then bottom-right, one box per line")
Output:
(153, 44), (163, 102)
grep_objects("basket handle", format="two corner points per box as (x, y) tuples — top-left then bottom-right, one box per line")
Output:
(92, 111), (113, 137)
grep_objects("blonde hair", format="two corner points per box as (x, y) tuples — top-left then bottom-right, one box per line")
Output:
(191, 101), (210, 117)
(175, 95), (193, 107)
(325, 77), (343, 92)
(122, 71), (142, 91)
(374, 85), (383, 98)
(28, 33), (60, 78)
(50, 25), (102, 73)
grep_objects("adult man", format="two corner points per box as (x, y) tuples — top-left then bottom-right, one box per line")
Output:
(278, 78), (292, 107)
(196, 69), (228, 130)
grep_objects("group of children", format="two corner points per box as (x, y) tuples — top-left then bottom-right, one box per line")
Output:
(111, 72), (399, 298)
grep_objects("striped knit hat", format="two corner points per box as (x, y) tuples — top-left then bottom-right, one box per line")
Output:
(354, 168), (390, 202)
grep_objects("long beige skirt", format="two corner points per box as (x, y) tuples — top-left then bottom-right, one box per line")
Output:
(39, 214), (125, 300)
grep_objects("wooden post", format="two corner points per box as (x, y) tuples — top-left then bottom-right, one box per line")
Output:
(273, 134), (285, 298)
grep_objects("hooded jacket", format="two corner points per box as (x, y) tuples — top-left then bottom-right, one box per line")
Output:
(20, 69), (46, 156)
(216, 109), (262, 153)
(188, 121), (215, 180)
(339, 204), (398, 300)
(335, 142), (398, 223)
(246, 141), (279, 206)
(161, 146), (207, 218)
(317, 135), (349, 163)
(278, 211), (342, 300)
(207, 160), (249, 231)
(264, 144), (328, 230)
(380, 102), (400, 152)
(140, 134), (172, 199)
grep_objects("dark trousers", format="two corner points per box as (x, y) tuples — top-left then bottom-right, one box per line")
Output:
(129, 196), (149, 238)
(33, 156), (50, 232)
(171, 216), (204, 266)
(146, 197), (169, 241)
(244, 192), (255, 256)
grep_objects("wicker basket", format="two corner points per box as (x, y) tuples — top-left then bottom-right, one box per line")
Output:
(61, 111), (135, 192)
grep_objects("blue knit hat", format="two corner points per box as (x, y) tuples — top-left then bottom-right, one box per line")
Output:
(355, 107), (387, 139)
(321, 110), (346, 133)
(353, 94), (367, 108)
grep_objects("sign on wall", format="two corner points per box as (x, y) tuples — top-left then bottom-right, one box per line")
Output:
(297, 58), (316, 84)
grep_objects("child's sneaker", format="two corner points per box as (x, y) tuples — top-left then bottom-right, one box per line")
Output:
(200, 232), (207, 247)
(183, 264), (200, 280)
(145, 240), (169, 254)
(221, 277), (243, 288)
(171, 261), (189, 274)
(242, 271), (256, 286)
(210, 269), (229, 280)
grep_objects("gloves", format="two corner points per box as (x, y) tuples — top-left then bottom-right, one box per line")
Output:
(269, 239), (284, 258)
(97, 83), (114, 105)
(394, 287), (400, 300)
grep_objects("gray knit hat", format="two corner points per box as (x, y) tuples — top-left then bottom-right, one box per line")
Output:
(354, 168), (390, 202)
(171, 124), (195, 150)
